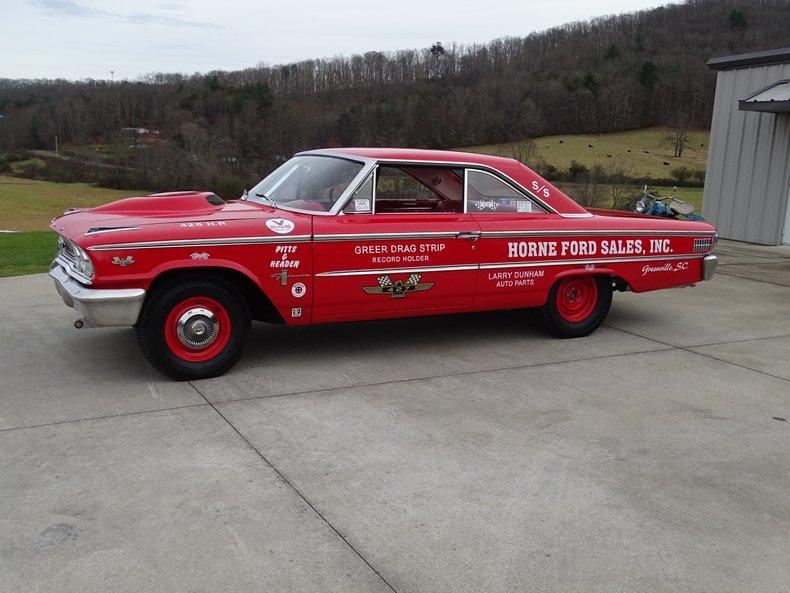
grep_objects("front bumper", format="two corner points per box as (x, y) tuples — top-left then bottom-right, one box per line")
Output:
(50, 262), (146, 327)
(702, 254), (718, 281)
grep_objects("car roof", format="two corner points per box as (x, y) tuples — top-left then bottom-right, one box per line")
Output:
(300, 147), (519, 168)
(297, 146), (592, 217)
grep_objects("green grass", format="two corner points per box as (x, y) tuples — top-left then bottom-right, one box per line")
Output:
(463, 127), (709, 181)
(0, 175), (143, 231)
(0, 231), (58, 277)
(8, 157), (46, 174)
(557, 183), (704, 211)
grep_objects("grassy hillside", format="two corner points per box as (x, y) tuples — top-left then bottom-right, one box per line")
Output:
(464, 127), (709, 181)
(0, 176), (142, 232)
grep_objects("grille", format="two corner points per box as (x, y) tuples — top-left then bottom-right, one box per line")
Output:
(55, 236), (93, 282)
(57, 237), (78, 263)
(693, 237), (714, 253)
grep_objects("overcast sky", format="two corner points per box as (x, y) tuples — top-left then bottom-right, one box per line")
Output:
(2, 0), (676, 80)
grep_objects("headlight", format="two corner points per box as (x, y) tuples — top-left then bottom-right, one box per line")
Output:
(74, 245), (95, 279)
(635, 198), (649, 213)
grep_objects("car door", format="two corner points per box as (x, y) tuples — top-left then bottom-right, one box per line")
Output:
(466, 168), (561, 310)
(311, 164), (481, 322)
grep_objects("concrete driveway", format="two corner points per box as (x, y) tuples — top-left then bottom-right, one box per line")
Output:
(1, 240), (788, 593)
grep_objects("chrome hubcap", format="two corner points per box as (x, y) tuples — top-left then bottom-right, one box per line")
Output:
(176, 308), (219, 350)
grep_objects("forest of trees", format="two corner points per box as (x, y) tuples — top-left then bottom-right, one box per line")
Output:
(0, 0), (787, 195)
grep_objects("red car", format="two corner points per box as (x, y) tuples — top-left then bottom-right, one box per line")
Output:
(50, 148), (718, 379)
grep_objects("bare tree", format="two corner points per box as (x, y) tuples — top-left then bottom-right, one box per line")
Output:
(504, 139), (539, 166)
(664, 115), (690, 158)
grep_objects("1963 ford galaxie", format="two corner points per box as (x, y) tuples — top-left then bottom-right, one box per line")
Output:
(50, 148), (718, 379)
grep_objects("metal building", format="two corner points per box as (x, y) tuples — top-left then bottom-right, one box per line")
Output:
(704, 47), (790, 245)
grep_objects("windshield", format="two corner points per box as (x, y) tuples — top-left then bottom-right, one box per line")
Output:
(247, 155), (364, 213)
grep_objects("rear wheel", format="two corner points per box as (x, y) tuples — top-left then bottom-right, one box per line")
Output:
(137, 278), (250, 380)
(539, 275), (612, 338)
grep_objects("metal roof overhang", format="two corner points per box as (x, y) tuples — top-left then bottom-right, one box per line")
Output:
(739, 80), (790, 113)
(708, 47), (790, 71)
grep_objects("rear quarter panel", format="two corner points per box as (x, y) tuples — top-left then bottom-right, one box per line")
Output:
(472, 212), (716, 309)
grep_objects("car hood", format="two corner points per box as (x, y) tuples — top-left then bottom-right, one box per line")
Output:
(50, 191), (312, 245)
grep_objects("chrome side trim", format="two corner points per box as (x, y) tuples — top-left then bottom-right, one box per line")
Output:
(88, 235), (312, 251)
(313, 231), (459, 242)
(312, 229), (718, 243)
(316, 264), (478, 277)
(480, 253), (705, 270)
(317, 254), (705, 277)
(481, 230), (718, 238)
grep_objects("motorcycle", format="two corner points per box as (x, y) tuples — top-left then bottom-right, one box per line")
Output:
(633, 186), (705, 221)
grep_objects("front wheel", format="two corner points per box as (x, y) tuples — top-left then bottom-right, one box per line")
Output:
(539, 275), (612, 338)
(137, 278), (250, 380)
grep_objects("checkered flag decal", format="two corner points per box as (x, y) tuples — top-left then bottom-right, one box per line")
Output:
(377, 275), (392, 287)
(407, 274), (421, 285)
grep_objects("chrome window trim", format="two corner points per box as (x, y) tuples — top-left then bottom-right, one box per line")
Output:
(359, 162), (466, 216)
(291, 151), (378, 216)
(88, 235), (312, 251)
(295, 150), (575, 217)
(465, 168), (547, 215)
(370, 158), (557, 214)
(463, 169), (468, 214)
(337, 166), (378, 215)
(249, 153), (374, 217)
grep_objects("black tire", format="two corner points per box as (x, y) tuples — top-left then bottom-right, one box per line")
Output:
(137, 277), (250, 380)
(539, 275), (612, 338)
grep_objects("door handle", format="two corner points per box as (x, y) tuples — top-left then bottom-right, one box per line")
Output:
(455, 231), (481, 241)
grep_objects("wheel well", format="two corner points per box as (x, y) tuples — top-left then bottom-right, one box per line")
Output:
(146, 267), (282, 323)
(553, 271), (627, 292)
(611, 275), (630, 292)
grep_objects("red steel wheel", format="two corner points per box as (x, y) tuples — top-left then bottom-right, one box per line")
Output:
(163, 296), (232, 362)
(137, 278), (250, 380)
(555, 275), (599, 323)
(538, 274), (612, 338)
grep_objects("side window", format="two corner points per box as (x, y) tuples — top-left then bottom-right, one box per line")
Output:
(375, 166), (463, 214)
(342, 173), (373, 213)
(466, 169), (545, 214)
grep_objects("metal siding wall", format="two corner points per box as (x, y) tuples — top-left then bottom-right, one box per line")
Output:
(703, 63), (790, 244)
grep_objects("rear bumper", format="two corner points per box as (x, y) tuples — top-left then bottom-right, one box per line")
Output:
(50, 262), (146, 326)
(702, 254), (718, 281)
